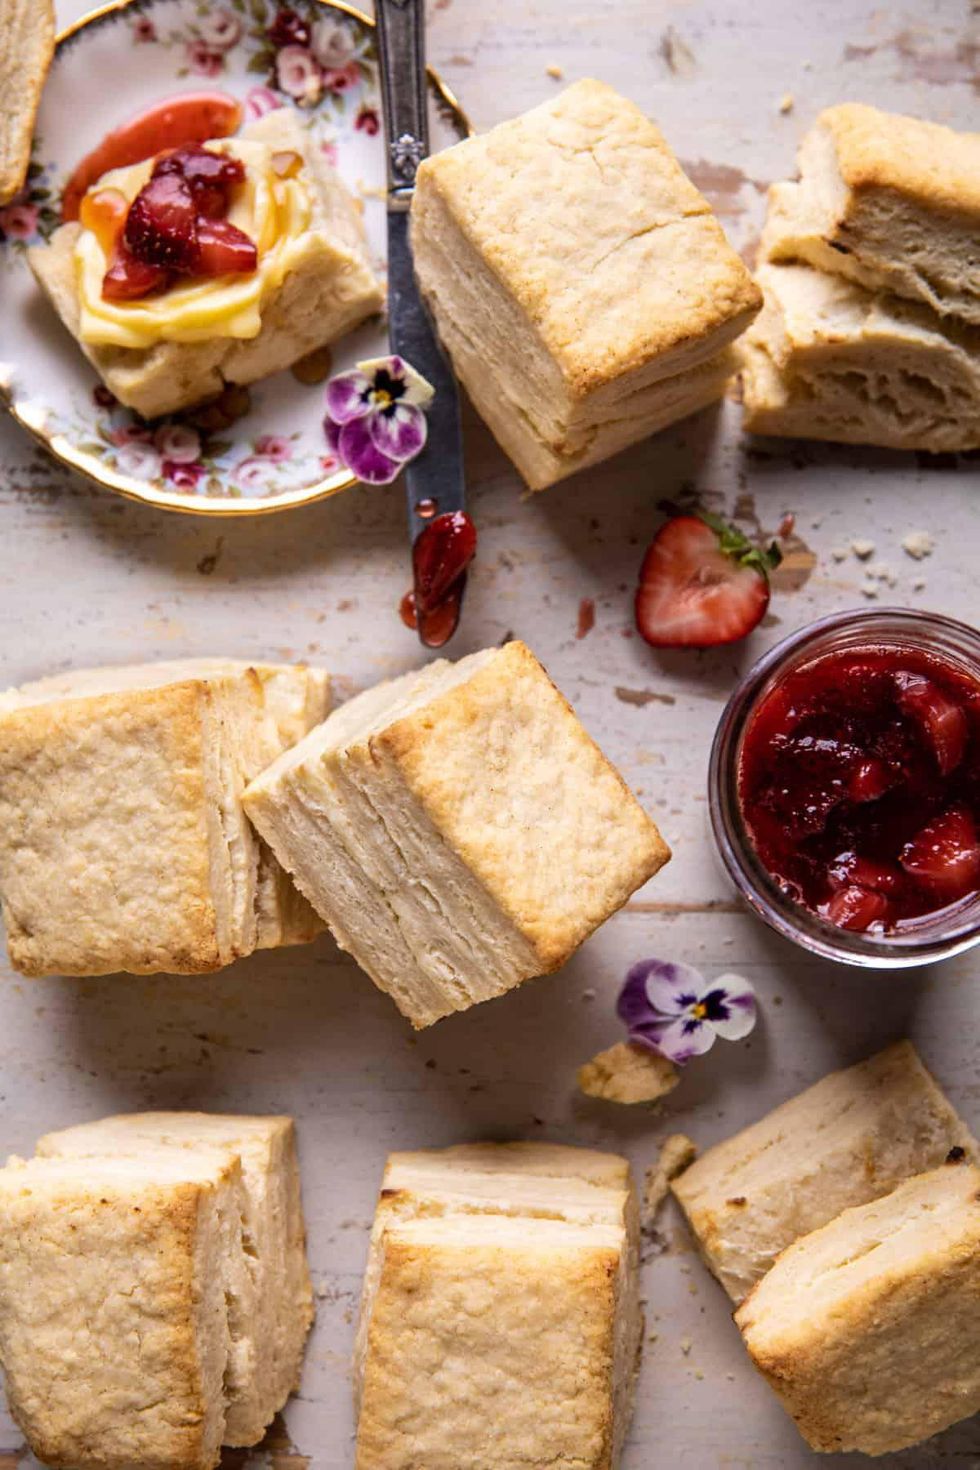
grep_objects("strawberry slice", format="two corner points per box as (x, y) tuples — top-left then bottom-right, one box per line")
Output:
(124, 173), (199, 271)
(635, 513), (781, 648)
(102, 244), (171, 301)
(822, 884), (889, 931)
(900, 806), (980, 900)
(195, 218), (258, 276)
(828, 852), (904, 895)
(154, 146), (245, 219)
(848, 757), (892, 804)
(894, 672), (968, 775)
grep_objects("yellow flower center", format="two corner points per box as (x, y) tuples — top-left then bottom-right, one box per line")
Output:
(372, 389), (393, 410)
(691, 1001), (708, 1020)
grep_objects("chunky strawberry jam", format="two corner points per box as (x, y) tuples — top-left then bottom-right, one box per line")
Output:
(400, 510), (477, 648)
(738, 643), (980, 932)
(98, 145), (257, 302)
(62, 92), (242, 222)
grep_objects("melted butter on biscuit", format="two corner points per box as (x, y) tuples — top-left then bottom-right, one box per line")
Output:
(75, 139), (312, 349)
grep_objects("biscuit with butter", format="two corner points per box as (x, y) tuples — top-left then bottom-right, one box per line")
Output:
(28, 108), (382, 418)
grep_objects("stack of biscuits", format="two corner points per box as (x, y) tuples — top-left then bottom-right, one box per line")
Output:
(353, 1142), (641, 1469)
(410, 79), (762, 490)
(740, 104), (980, 452)
(672, 1041), (980, 1456)
(0, 1112), (313, 1470)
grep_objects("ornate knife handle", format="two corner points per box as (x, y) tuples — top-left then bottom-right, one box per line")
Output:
(375, 0), (429, 208)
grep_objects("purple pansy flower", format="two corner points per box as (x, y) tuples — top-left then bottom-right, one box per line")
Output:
(324, 355), (434, 485)
(617, 959), (757, 1065)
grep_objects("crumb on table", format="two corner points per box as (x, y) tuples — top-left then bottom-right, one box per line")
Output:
(577, 1041), (678, 1104)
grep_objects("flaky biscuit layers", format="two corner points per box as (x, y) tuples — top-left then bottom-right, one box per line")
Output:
(243, 641), (670, 1027)
(0, 1112), (313, 1468)
(0, 657), (329, 976)
(736, 1161), (980, 1456)
(672, 1040), (976, 1302)
(410, 79), (760, 489)
(354, 1142), (641, 1470)
(762, 103), (980, 326)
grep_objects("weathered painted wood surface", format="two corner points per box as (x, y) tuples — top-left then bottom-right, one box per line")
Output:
(0, 0), (977, 1465)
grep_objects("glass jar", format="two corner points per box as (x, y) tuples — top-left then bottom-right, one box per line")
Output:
(708, 607), (980, 968)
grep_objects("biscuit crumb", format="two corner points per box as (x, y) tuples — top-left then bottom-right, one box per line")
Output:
(912, 576), (927, 592)
(902, 530), (934, 560)
(578, 1042), (678, 1105)
(851, 538), (875, 560)
(681, 1337), (693, 1356)
(545, 63), (564, 79)
(861, 581), (879, 599)
(831, 546), (848, 562)
(580, 987), (597, 1002)
(868, 561), (897, 586)
(778, 92), (795, 113)
(642, 1134), (698, 1228)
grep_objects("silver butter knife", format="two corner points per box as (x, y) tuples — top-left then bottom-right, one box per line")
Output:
(375, 0), (471, 646)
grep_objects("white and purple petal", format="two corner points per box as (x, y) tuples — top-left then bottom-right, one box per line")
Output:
(369, 401), (428, 461)
(324, 369), (372, 425)
(356, 354), (435, 408)
(618, 959), (669, 1031)
(643, 959), (708, 1019)
(702, 973), (758, 1041)
(648, 1014), (717, 1065)
(337, 416), (401, 484)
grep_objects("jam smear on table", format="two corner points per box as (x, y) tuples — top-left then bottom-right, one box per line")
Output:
(400, 510), (477, 648)
(738, 644), (980, 932)
(94, 145), (257, 303)
(62, 93), (243, 222)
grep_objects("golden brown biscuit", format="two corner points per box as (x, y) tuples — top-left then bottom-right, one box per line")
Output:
(736, 1162), (980, 1455)
(355, 1143), (641, 1469)
(36, 1113), (314, 1448)
(0, 0), (54, 204)
(244, 641), (670, 1027)
(410, 79), (760, 489)
(763, 103), (980, 325)
(740, 261), (980, 451)
(673, 1041), (976, 1301)
(0, 658), (328, 976)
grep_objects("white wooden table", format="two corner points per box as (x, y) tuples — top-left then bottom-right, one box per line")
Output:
(1, 1), (978, 1466)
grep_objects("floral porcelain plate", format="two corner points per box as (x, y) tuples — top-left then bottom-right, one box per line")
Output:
(0, 0), (469, 515)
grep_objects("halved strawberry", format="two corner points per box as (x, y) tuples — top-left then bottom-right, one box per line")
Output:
(635, 513), (781, 648)
(900, 805), (980, 900)
(894, 672), (968, 776)
(822, 884), (889, 932)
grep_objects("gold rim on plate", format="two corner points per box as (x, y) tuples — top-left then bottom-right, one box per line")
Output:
(2, 0), (472, 517)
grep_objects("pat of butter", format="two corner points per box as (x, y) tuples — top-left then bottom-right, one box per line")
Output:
(75, 139), (313, 349)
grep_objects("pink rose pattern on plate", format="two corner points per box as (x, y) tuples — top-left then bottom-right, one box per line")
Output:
(72, 387), (321, 499)
(132, 1), (380, 112)
(0, 0), (466, 506)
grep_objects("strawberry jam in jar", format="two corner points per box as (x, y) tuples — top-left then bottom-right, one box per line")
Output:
(709, 609), (980, 967)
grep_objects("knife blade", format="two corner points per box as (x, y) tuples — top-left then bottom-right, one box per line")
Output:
(374, 0), (467, 555)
